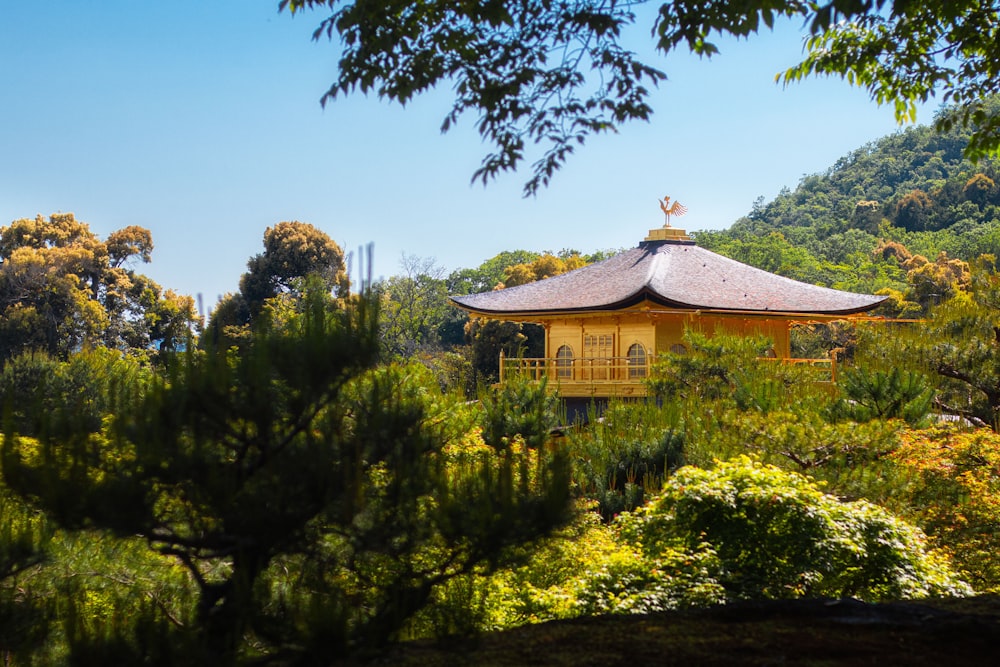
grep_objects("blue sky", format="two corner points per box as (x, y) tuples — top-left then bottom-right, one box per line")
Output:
(1, 1), (934, 310)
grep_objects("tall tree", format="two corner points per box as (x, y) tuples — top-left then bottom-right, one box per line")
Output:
(783, 0), (1000, 160)
(281, 1), (1000, 194)
(206, 221), (348, 346)
(2, 293), (571, 660)
(447, 250), (541, 296)
(915, 259), (1000, 429)
(241, 220), (350, 313)
(0, 214), (197, 360)
(377, 254), (466, 359)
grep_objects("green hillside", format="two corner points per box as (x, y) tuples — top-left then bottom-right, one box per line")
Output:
(693, 105), (1000, 312)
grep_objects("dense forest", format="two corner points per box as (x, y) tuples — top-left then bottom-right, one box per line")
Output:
(695, 102), (1000, 316)
(4, 108), (1000, 664)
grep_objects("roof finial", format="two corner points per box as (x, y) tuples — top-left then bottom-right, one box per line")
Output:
(658, 195), (688, 227)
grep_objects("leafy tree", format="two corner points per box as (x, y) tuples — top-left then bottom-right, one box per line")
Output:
(893, 424), (1000, 591)
(484, 455), (971, 625)
(853, 199), (883, 232)
(0, 484), (51, 660)
(281, 0), (666, 195)
(0, 214), (197, 360)
(466, 318), (544, 385)
(830, 366), (934, 426)
(0, 347), (148, 439)
(282, 1), (1000, 193)
(105, 225), (153, 267)
(447, 250), (541, 296)
(458, 250), (588, 383)
(783, 1), (1000, 160)
(903, 250), (971, 310)
(502, 252), (585, 288)
(244, 220), (349, 307)
(377, 254), (461, 358)
(570, 399), (686, 520)
(894, 189), (934, 232)
(910, 261), (1000, 429)
(699, 107), (1000, 303)
(640, 329), (909, 501)
(963, 172), (996, 206)
(479, 373), (560, 452)
(648, 330), (792, 409)
(3, 293), (571, 661)
(205, 221), (348, 346)
(563, 516), (725, 616)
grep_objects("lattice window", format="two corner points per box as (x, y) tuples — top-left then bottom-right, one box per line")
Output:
(584, 334), (614, 357)
(627, 343), (647, 378)
(584, 334), (614, 380)
(556, 344), (574, 379)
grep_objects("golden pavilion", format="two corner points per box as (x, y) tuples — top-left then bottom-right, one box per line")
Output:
(451, 221), (886, 399)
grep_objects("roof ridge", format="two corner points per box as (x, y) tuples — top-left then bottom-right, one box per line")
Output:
(643, 244), (663, 291)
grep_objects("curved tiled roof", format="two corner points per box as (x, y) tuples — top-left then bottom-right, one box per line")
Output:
(451, 240), (886, 316)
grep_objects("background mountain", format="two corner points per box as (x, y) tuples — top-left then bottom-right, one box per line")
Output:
(693, 102), (1000, 304)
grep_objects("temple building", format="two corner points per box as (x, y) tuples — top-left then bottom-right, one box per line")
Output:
(451, 223), (887, 399)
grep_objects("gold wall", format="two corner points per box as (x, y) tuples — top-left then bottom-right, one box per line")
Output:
(543, 308), (792, 360)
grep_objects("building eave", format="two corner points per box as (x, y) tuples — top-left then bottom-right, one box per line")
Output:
(449, 230), (888, 317)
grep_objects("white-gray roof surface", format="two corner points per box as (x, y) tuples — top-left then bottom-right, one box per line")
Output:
(451, 240), (886, 316)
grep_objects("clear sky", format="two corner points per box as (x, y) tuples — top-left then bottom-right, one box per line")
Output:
(0, 1), (935, 311)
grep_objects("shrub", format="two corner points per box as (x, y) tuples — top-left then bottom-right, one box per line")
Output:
(617, 456), (971, 602)
(893, 424), (1000, 591)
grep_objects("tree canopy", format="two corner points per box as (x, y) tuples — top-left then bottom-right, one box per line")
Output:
(2, 293), (572, 659)
(280, 1), (1000, 194)
(687, 105), (1000, 320)
(0, 213), (197, 360)
(206, 221), (348, 347)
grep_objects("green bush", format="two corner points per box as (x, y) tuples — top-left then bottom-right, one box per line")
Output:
(1, 348), (146, 438)
(618, 456), (971, 602)
(0, 482), (51, 660)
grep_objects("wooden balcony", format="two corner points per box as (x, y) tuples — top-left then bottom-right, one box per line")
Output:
(500, 353), (651, 397)
(499, 352), (838, 399)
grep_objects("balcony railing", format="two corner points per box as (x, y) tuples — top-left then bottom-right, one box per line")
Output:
(499, 351), (838, 398)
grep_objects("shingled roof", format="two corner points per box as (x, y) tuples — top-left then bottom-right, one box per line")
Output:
(451, 238), (887, 316)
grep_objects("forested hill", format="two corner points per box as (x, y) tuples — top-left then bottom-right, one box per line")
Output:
(692, 105), (1000, 304)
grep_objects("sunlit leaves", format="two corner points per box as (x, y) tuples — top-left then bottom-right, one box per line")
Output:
(782, 1), (1000, 161)
(206, 221), (349, 346)
(282, 0), (665, 196)
(0, 214), (197, 359)
(621, 456), (971, 601)
(893, 424), (1000, 591)
(281, 1), (1000, 189)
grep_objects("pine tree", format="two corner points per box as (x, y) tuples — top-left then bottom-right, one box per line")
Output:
(2, 291), (571, 661)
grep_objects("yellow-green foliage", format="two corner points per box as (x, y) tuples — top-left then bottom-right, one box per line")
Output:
(680, 407), (906, 502)
(565, 528), (725, 616)
(413, 501), (725, 634)
(1, 469), (52, 659)
(435, 455), (972, 635)
(0, 458), (196, 664)
(620, 456), (971, 602)
(406, 504), (620, 635)
(52, 531), (197, 662)
(485, 506), (626, 625)
(893, 424), (1000, 592)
